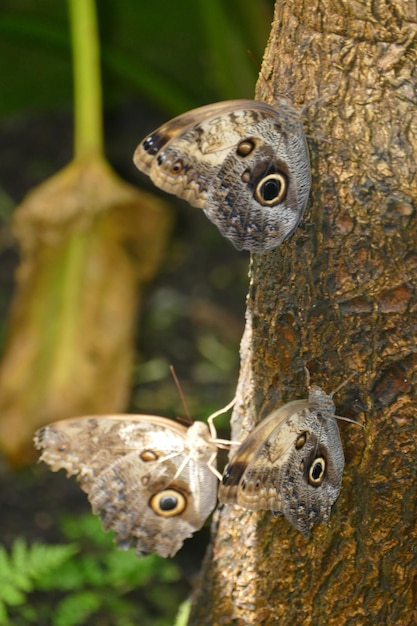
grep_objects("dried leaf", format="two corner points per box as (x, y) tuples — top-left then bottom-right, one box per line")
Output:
(0, 158), (171, 465)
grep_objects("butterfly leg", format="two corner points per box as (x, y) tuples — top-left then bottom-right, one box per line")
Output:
(207, 397), (236, 439)
(207, 450), (223, 481)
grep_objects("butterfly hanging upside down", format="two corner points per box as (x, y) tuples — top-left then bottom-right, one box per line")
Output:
(133, 99), (311, 253)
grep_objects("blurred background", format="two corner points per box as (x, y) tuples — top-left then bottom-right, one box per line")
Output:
(0, 1), (273, 624)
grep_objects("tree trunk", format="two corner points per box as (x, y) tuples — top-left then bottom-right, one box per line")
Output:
(190, 0), (417, 624)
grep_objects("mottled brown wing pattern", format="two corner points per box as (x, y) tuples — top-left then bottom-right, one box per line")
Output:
(219, 387), (345, 535)
(218, 400), (307, 507)
(34, 415), (218, 558)
(133, 99), (311, 252)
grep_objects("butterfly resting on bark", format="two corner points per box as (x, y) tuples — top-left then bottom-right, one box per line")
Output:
(219, 385), (348, 535)
(133, 99), (311, 253)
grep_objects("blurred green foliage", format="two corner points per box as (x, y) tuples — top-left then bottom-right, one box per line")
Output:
(0, 0), (273, 117)
(0, 514), (185, 626)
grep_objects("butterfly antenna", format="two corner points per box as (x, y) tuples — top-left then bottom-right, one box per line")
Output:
(334, 414), (364, 428)
(247, 49), (261, 72)
(305, 367), (359, 398)
(169, 365), (192, 425)
(247, 49), (277, 104)
(330, 370), (359, 398)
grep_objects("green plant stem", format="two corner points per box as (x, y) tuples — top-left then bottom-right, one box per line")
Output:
(68, 0), (103, 159)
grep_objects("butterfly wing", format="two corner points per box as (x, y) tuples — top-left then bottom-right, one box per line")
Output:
(219, 400), (307, 509)
(134, 100), (262, 209)
(133, 99), (310, 252)
(219, 390), (345, 535)
(204, 101), (310, 251)
(34, 415), (218, 558)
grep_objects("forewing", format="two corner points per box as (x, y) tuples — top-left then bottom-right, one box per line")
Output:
(219, 400), (308, 510)
(133, 100), (287, 210)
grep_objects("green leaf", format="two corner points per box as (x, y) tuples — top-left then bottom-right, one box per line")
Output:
(0, 584), (25, 607)
(174, 600), (191, 626)
(0, 546), (12, 579)
(0, 538), (78, 604)
(77, 555), (107, 587)
(11, 538), (26, 571)
(53, 591), (101, 626)
(0, 600), (10, 625)
(27, 543), (78, 583)
(60, 513), (113, 547)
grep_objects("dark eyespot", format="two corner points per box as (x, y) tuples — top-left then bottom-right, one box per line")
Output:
(142, 137), (154, 152)
(159, 496), (177, 511)
(295, 432), (307, 449)
(149, 489), (186, 517)
(254, 173), (287, 206)
(170, 160), (183, 174)
(140, 449), (159, 462)
(308, 457), (326, 486)
(237, 139), (256, 157)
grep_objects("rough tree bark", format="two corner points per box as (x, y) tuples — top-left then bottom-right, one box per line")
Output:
(190, 0), (417, 624)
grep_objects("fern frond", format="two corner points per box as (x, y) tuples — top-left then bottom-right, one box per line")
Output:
(0, 539), (78, 621)
(0, 600), (9, 625)
(25, 542), (78, 582)
(54, 590), (101, 626)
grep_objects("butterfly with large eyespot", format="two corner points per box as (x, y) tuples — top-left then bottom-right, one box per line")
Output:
(219, 385), (354, 535)
(133, 99), (311, 253)
(34, 400), (234, 558)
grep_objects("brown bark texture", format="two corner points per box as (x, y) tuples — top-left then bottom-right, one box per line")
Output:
(190, 0), (417, 624)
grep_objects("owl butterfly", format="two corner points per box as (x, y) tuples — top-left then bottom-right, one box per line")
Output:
(133, 99), (311, 252)
(34, 401), (234, 558)
(219, 385), (347, 535)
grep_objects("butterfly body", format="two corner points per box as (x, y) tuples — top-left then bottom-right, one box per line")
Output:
(35, 415), (218, 558)
(219, 386), (345, 535)
(134, 99), (311, 252)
